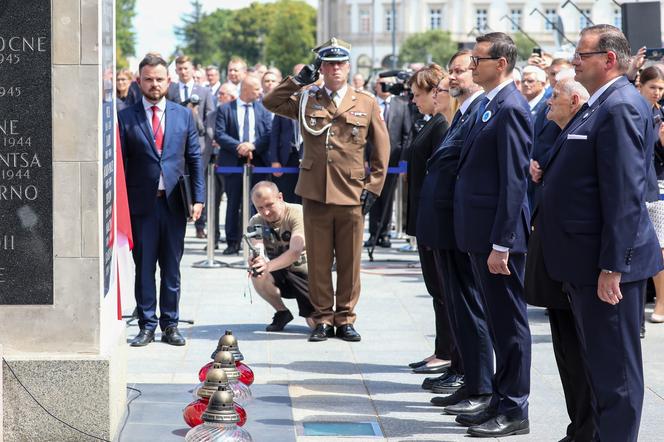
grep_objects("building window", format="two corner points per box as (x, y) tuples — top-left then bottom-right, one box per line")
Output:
(613, 8), (621, 29)
(359, 8), (371, 33)
(476, 9), (488, 32)
(544, 8), (557, 31)
(386, 7), (395, 32)
(510, 9), (522, 31)
(430, 8), (442, 30)
(579, 9), (592, 30)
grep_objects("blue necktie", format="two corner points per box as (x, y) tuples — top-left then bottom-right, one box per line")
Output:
(475, 97), (490, 125)
(242, 104), (251, 142)
(183, 84), (189, 101)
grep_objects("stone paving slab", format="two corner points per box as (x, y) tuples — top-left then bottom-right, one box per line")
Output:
(118, 225), (664, 441)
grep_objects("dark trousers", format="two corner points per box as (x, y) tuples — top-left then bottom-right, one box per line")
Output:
(434, 249), (493, 395)
(196, 164), (225, 238)
(273, 152), (301, 204)
(468, 252), (531, 419)
(131, 197), (186, 331)
(369, 174), (397, 238)
(548, 307), (596, 441)
(564, 281), (645, 442)
(418, 247), (460, 370)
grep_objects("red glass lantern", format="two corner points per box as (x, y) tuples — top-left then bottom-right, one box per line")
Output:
(200, 351), (254, 386)
(183, 397), (247, 428)
(184, 367), (248, 428)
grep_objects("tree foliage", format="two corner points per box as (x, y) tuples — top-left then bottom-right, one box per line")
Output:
(399, 30), (458, 67)
(513, 32), (536, 61)
(116, 0), (137, 69)
(176, 0), (316, 73)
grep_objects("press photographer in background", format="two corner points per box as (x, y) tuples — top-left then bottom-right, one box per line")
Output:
(247, 181), (315, 332)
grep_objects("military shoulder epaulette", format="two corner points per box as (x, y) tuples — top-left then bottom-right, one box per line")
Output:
(355, 88), (375, 97)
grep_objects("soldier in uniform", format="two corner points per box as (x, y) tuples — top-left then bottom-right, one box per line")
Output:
(263, 38), (390, 342)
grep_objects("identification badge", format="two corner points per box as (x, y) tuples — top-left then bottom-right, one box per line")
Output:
(481, 110), (492, 122)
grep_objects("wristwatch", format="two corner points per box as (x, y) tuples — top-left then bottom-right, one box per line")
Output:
(601, 269), (613, 274)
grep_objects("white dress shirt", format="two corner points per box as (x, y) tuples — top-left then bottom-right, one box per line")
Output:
(459, 90), (485, 115)
(142, 96), (167, 190)
(528, 90), (546, 111)
(179, 80), (195, 102)
(377, 96), (392, 121)
(236, 97), (256, 144)
(325, 84), (348, 107)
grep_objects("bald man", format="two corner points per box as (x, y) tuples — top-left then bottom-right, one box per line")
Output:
(215, 76), (273, 254)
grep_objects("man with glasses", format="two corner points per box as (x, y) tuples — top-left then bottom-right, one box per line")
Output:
(452, 33), (532, 437)
(538, 25), (662, 442)
(416, 50), (494, 412)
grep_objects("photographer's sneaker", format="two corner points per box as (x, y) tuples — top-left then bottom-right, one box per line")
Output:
(266, 310), (294, 332)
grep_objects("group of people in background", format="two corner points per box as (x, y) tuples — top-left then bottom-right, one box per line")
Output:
(117, 23), (664, 441)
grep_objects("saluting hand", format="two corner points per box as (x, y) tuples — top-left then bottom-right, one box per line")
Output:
(597, 271), (623, 305)
(488, 249), (511, 275)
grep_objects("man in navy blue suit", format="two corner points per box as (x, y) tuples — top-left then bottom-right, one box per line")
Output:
(268, 114), (301, 204)
(118, 54), (205, 347)
(215, 75), (273, 255)
(539, 25), (663, 442)
(452, 33), (532, 437)
(417, 50), (494, 411)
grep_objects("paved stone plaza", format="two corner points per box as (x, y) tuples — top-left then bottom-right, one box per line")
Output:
(118, 225), (664, 442)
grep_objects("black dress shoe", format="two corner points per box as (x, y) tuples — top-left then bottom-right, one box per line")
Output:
(455, 408), (497, 427)
(222, 242), (240, 255)
(467, 415), (529, 437)
(363, 236), (377, 247)
(196, 227), (207, 239)
(409, 359), (430, 369)
(431, 386), (469, 407)
(444, 394), (491, 415)
(336, 324), (361, 341)
(412, 361), (451, 374)
(266, 310), (294, 332)
(421, 369), (453, 390)
(377, 235), (391, 248)
(431, 373), (464, 394)
(308, 324), (334, 342)
(161, 326), (186, 346)
(130, 329), (155, 347)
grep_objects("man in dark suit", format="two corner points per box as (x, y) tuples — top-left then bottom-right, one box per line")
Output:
(365, 78), (412, 248)
(118, 54), (205, 347)
(268, 114), (302, 204)
(453, 33), (532, 437)
(417, 50), (494, 412)
(215, 75), (273, 255)
(539, 25), (663, 442)
(167, 55), (215, 239)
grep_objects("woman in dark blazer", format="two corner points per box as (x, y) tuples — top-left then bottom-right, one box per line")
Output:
(403, 64), (454, 375)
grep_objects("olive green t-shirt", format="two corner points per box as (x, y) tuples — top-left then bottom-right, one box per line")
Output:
(248, 202), (307, 274)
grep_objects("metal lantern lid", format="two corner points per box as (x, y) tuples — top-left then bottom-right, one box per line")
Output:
(198, 368), (230, 399)
(201, 386), (239, 424)
(212, 350), (241, 381)
(210, 330), (244, 361)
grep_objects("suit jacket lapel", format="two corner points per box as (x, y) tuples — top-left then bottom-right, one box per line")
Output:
(231, 100), (239, 138)
(162, 101), (176, 157)
(334, 89), (356, 117)
(136, 103), (160, 158)
(316, 89), (336, 116)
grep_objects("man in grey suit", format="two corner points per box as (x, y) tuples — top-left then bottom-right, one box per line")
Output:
(167, 55), (216, 238)
(365, 77), (413, 247)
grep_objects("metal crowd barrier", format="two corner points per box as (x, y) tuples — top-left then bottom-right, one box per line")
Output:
(192, 161), (408, 269)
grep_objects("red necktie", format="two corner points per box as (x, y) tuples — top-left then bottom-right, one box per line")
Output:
(151, 105), (164, 152)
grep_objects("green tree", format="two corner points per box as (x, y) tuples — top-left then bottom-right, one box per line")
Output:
(174, 0), (208, 65)
(398, 30), (458, 67)
(216, 3), (272, 66)
(513, 32), (537, 61)
(116, 0), (136, 69)
(265, 0), (317, 75)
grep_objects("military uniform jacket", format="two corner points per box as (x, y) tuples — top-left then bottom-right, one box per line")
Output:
(263, 77), (390, 205)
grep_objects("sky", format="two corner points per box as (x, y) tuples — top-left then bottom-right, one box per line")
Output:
(134, 0), (318, 60)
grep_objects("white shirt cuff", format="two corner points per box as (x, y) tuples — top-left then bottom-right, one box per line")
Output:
(492, 244), (509, 252)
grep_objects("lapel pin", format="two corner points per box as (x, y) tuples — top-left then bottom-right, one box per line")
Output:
(482, 110), (492, 123)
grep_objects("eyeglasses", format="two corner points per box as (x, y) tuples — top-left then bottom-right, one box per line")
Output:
(470, 56), (500, 66)
(572, 51), (608, 61)
(433, 88), (449, 97)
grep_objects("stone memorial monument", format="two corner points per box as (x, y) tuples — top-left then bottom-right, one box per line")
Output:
(0, 0), (127, 439)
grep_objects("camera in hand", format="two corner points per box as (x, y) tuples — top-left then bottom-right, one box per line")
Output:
(379, 69), (413, 96)
(182, 93), (200, 107)
(645, 48), (664, 61)
(243, 225), (273, 277)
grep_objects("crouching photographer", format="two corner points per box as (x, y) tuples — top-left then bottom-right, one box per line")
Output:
(247, 181), (316, 332)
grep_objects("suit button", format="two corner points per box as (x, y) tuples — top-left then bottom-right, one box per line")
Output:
(328, 158), (332, 163)
(329, 132), (335, 136)
(456, 175), (460, 180)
